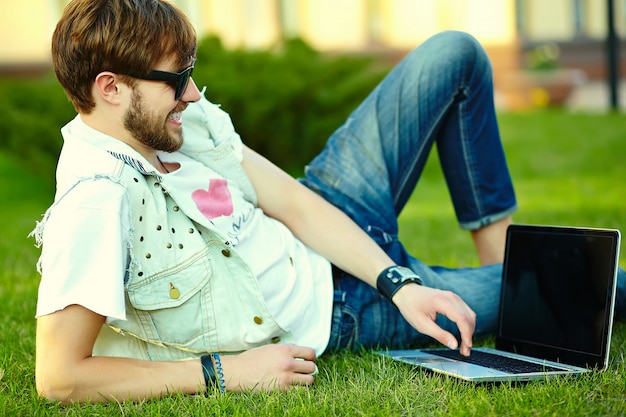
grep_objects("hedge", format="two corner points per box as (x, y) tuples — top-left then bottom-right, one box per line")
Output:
(0, 37), (392, 177)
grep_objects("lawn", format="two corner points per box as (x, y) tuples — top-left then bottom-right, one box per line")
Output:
(0, 109), (625, 416)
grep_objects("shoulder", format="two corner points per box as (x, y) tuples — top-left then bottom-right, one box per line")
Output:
(56, 178), (127, 212)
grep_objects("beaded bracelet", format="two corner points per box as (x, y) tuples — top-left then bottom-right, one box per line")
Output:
(212, 352), (226, 393)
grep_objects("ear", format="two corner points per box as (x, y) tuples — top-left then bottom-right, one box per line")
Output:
(93, 72), (125, 106)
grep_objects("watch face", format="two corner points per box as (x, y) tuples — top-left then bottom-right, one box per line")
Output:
(385, 266), (421, 285)
(385, 266), (404, 283)
(387, 268), (401, 284)
(377, 266), (423, 302)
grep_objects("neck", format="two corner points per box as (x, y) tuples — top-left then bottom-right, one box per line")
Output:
(156, 155), (170, 174)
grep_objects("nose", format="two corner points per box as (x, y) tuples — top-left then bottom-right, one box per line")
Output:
(181, 78), (202, 103)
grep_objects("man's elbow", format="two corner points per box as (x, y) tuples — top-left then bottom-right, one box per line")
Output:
(36, 372), (78, 405)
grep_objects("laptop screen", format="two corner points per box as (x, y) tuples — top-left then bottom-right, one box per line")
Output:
(497, 225), (620, 368)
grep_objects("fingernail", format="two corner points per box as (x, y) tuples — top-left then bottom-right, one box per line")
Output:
(447, 340), (457, 349)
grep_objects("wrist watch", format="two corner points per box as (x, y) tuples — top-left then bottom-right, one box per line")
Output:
(376, 265), (422, 303)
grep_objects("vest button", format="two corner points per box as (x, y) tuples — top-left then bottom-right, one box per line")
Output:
(271, 336), (281, 344)
(253, 316), (263, 325)
(169, 282), (180, 299)
(145, 253), (151, 259)
(221, 249), (231, 257)
(173, 206), (180, 212)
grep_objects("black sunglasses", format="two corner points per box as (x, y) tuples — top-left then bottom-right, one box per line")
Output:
(127, 61), (195, 100)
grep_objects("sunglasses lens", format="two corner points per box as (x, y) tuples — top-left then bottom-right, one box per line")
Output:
(175, 67), (193, 100)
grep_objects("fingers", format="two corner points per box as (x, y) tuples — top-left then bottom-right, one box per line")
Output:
(278, 345), (317, 389)
(289, 344), (317, 374)
(269, 344), (318, 388)
(439, 292), (476, 355)
(396, 285), (477, 356)
(431, 291), (476, 356)
(291, 345), (317, 362)
(294, 358), (318, 376)
(417, 318), (459, 349)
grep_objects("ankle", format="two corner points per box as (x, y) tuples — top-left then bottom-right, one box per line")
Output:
(471, 216), (512, 265)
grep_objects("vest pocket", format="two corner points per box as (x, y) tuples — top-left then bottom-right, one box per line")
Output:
(125, 248), (212, 348)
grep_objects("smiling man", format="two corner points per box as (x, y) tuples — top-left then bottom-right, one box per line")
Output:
(32, 0), (532, 404)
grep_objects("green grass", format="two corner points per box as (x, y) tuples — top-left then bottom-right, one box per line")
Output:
(1, 109), (625, 416)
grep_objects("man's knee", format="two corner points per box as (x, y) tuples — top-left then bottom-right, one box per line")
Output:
(405, 30), (492, 81)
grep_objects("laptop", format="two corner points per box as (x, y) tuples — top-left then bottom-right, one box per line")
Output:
(377, 224), (621, 382)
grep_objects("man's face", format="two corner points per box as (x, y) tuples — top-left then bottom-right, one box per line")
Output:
(122, 87), (187, 153)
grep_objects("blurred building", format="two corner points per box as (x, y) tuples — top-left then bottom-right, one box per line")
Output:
(2, 0), (625, 109)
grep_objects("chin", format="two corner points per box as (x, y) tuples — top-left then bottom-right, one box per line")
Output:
(169, 136), (184, 152)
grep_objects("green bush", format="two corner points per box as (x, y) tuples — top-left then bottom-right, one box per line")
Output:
(0, 75), (74, 178)
(194, 36), (390, 173)
(0, 37), (391, 175)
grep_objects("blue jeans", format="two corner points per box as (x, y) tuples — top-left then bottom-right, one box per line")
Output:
(299, 30), (516, 352)
(300, 31), (626, 352)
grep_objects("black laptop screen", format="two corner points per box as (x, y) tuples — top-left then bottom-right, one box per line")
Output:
(497, 225), (619, 368)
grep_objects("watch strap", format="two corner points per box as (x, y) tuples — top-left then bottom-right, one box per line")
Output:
(376, 265), (422, 302)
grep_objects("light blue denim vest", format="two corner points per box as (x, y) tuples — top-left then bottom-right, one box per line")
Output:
(35, 98), (295, 361)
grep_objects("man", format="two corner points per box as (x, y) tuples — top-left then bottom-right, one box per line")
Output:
(34, 0), (519, 403)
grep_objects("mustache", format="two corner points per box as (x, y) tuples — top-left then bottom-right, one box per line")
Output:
(171, 103), (188, 114)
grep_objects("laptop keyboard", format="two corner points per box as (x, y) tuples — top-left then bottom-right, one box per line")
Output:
(421, 349), (565, 374)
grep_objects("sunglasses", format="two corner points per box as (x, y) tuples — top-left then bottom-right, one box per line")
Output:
(127, 60), (195, 100)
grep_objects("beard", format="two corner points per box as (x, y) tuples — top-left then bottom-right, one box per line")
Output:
(123, 89), (186, 153)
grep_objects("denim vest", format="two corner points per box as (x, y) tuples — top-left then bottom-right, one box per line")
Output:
(36, 99), (295, 361)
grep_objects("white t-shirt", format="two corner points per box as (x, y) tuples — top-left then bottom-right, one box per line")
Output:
(36, 121), (333, 355)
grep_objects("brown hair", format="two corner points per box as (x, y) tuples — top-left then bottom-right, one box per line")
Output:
(52, 0), (197, 113)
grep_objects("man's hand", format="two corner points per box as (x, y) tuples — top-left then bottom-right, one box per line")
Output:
(392, 283), (476, 356)
(220, 344), (317, 392)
